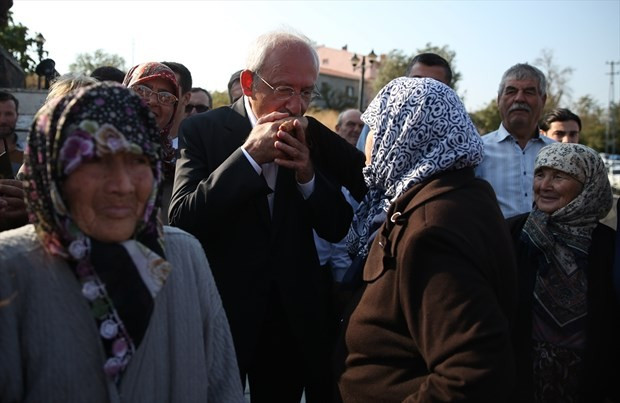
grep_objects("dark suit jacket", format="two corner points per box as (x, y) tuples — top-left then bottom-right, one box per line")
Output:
(169, 98), (364, 374)
(507, 214), (620, 403)
(339, 168), (518, 402)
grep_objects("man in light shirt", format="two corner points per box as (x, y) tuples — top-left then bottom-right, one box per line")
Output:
(475, 63), (554, 218)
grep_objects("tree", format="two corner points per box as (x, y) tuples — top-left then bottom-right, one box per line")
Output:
(416, 42), (462, 91)
(316, 82), (356, 110)
(372, 49), (409, 93)
(69, 49), (126, 76)
(211, 90), (230, 109)
(534, 48), (574, 112)
(0, 11), (39, 72)
(469, 99), (501, 135)
(572, 95), (606, 150)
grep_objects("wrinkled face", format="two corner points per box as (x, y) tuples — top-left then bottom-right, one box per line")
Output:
(243, 43), (318, 118)
(0, 100), (18, 139)
(533, 166), (583, 214)
(63, 152), (154, 242)
(133, 77), (176, 130)
(408, 63), (450, 86)
(498, 78), (546, 135)
(336, 110), (364, 146)
(543, 120), (580, 143)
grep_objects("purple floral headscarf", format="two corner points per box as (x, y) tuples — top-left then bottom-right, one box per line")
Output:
(23, 82), (170, 382)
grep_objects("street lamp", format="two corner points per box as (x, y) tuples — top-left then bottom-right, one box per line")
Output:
(34, 33), (46, 90)
(34, 33), (45, 62)
(351, 49), (377, 110)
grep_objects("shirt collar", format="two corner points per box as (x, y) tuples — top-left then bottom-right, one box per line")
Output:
(243, 95), (258, 128)
(497, 123), (544, 143)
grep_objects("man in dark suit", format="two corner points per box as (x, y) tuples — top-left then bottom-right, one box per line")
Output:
(169, 30), (365, 403)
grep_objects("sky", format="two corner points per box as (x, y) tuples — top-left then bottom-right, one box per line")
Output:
(10, 0), (620, 112)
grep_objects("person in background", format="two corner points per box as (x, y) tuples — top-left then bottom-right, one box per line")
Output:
(0, 90), (26, 231)
(162, 61), (192, 145)
(339, 77), (517, 402)
(475, 63), (554, 218)
(123, 62), (179, 225)
(227, 69), (243, 104)
(0, 82), (244, 402)
(186, 87), (212, 117)
(507, 142), (619, 402)
(91, 66), (126, 83)
(0, 90), (23, 175)
(540, 107), (581, 143)
(335, 109), (364, 146)
(45, 73), (98, 104)
(356, 52), (453, 152)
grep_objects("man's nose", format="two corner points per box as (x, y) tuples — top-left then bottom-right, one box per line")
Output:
(286, 95), (303, 116)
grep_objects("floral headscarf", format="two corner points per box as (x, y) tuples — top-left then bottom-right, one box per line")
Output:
(122, 62), (178, 178)
(347, 77), (484, 257)
(523, 143), (612, 328)
(23, 82), (171, 382)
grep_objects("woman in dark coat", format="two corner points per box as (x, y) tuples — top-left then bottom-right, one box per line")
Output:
(507, 142), (620, 403)
(338, 77), (518, 402)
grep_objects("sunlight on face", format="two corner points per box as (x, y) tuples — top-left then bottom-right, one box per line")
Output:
(533, 167), (583, 214)
(62, 152), (154, 242)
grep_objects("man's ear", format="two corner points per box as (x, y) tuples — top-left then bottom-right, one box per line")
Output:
(181, 91), (191, 106)
(240, 70), (254, 96)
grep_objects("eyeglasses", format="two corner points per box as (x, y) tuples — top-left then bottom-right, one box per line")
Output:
(185, 104), (210, 114)
(131, 85), (178, 106)
(255, 73), (321, 102)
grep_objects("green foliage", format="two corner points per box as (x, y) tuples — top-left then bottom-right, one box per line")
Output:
(573, 95), (606, 150)
(68, 49), (126, 76)
(317, 82), (356, 110)
(373, 44), (462, 94)
(534, 48), (574, 113)
(373, 49), (409, 93)
(469, 99), (501, 135)
(0, 11), (39, 72)
(211, 90), (230, 109)
(416, 42), (462, 91)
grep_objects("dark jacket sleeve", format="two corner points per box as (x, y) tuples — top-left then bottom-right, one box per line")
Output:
(306, 117), (367, 202)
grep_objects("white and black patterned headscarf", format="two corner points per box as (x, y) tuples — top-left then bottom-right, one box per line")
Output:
(347, 77), (483, 257)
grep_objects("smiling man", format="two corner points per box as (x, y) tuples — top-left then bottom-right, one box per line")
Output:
(475, 63), (554, 218)
(169, 30), (365, 403)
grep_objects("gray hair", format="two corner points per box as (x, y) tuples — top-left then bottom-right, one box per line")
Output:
(245, 30), (319, 76)
(337, 108), (360, 126)
(498, 63), (547, 97)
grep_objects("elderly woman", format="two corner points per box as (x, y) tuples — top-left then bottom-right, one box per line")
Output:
(338, 77), (518, 401)
(507, 143), (620, 403)
(0, 83), (244, 402)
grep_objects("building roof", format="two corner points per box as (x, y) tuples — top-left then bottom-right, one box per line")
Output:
(316, 46), (379, 81)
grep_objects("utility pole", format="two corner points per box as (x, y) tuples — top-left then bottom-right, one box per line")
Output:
(606, 61), (620, 154)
